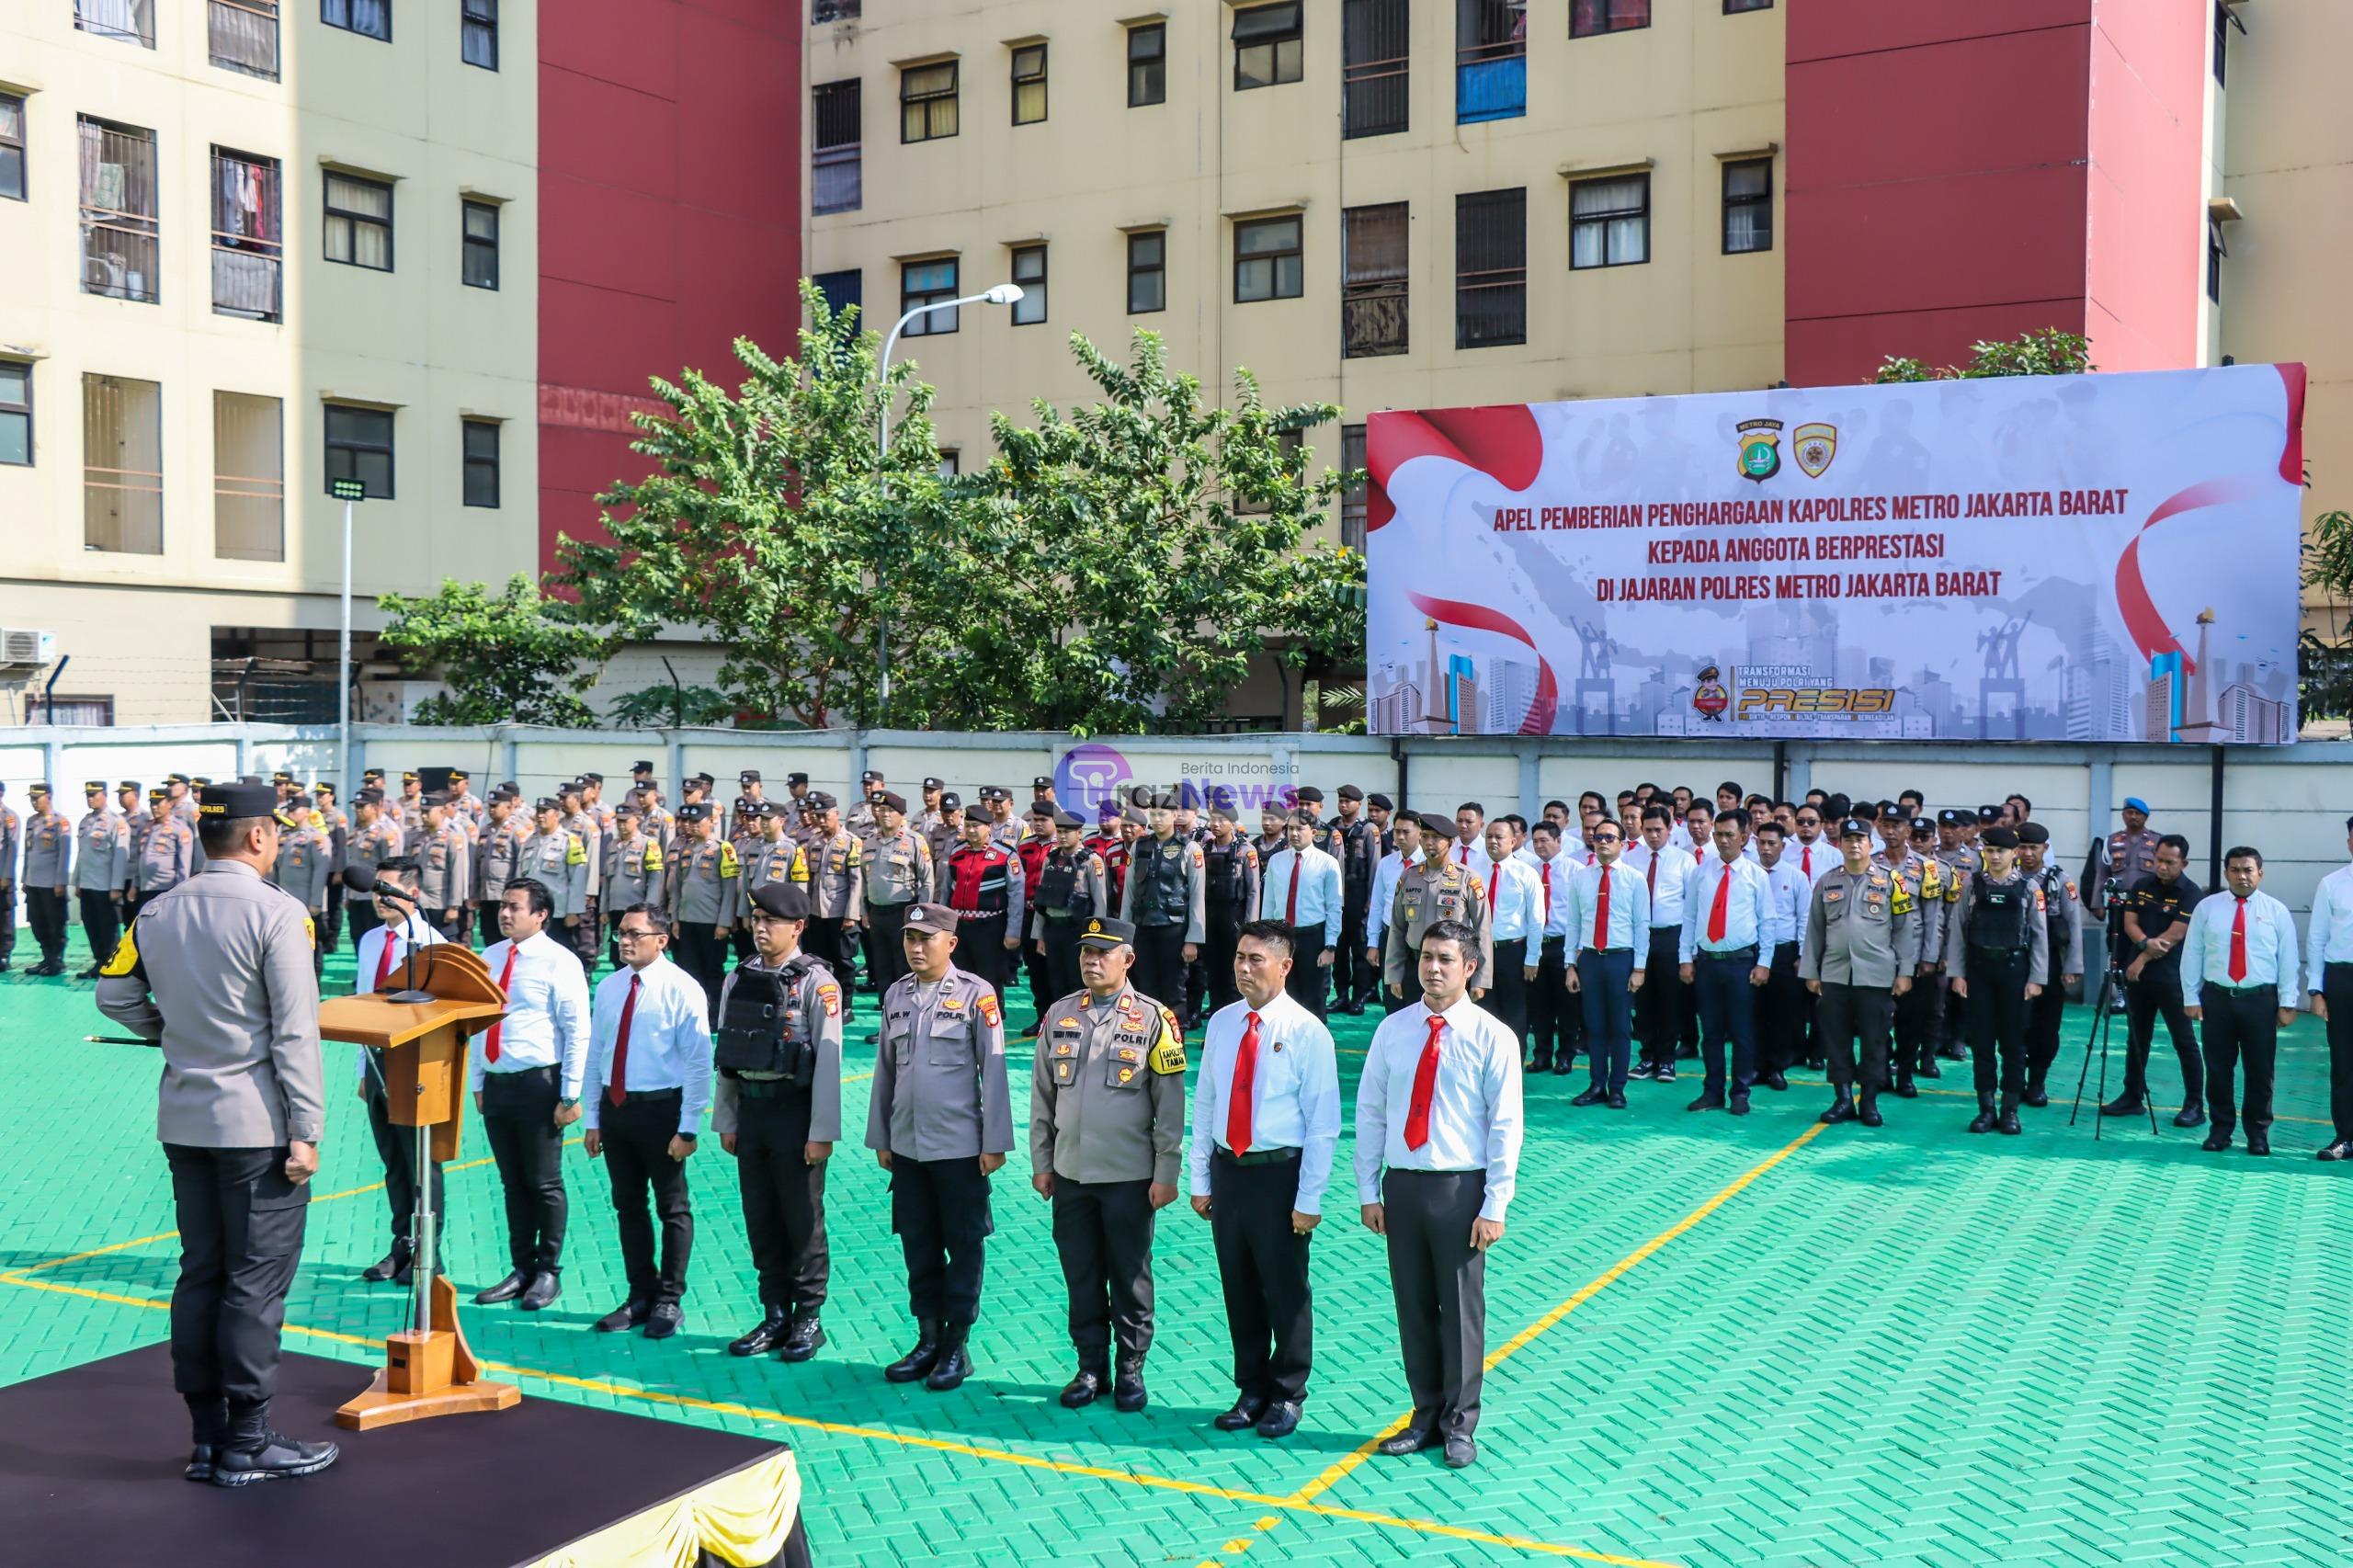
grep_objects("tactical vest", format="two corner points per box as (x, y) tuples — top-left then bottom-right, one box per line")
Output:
(1967, 871), (2031, 953)
(715, 956), (821, 1084)
(1016, 836), (1051, 898)
(1036, 848), (1095, 921)
(1130, 835), (1192, 925)
(1204, 838), (1251, 909)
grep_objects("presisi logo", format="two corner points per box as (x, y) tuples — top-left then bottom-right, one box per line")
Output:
(1055, 744), (1133, 811)
(1736, 687), (1897, 717)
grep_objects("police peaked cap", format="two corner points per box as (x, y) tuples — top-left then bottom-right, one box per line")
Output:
(198, 781), (278, 819)
(1077, 916), (1135, 949)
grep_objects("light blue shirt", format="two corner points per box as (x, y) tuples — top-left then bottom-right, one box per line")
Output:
(1188, 992), (1342, 1213)
(1258, 844), (1345, 934)
(1485, 853), (1545, 942)
(585, 955), (714, 1135)
(1762, 858), (1812, 957)
(2304, 863), (2353, 991)
(2181, 889), (2300, 1008)
(1679, 853), (1774, 962)
(1562, 859), (1651, 951)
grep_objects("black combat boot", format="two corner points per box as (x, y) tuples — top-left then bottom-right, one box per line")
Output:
(884, 1318), (941, 1383)
(210, 1400), (339, 1488)
(778, 1312), (826, 1362)
(925, 1322), (973, 1392)
(1967, 1090), (1997, 1134)
(1858, 1087), (1883, 1127)
(1997, 1093), (2023, 1135)
(729, 1306), (790, 1358)
(1113, 1357), (1148, 1413)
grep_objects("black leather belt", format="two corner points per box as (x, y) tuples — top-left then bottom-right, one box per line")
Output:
(1699, 946), (1758, 962)
(1219, 1146), (1300, 1166)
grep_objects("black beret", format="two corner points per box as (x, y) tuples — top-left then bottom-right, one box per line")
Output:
(198, 781), (278, 819)
(1295, 787), (1324, 804)
(1368, 792), (1393, 811)
(749, 881), (812, 920)
(878, 790), (908, 813)
(1210, 805), (1239, 823)
(1336, 784), (1363, 801)
(1052, 809), (1086, 829)
(2015, 823), (2051, 845)
(1981, 826), (2019, 849)
(1419, 812), (1459, 837)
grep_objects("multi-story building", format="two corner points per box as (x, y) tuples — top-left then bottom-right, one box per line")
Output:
(1, 0), (800, 725)
(805, 0), (2348, 720)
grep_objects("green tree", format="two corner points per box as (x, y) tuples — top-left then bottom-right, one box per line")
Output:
(376, 575), (607, 727)
(1872, 327), (2095, 383)
(2298, 506), (2353, 719)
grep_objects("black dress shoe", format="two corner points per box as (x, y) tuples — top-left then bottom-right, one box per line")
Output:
(1686, 1092), (1723, 1112)
(1607, 1091), (1628, 1109)
(1060, 1369), (1106, 1409)
(1443, 1434), (1477, 1469)
(885, 1321), (942, 1382)
(518, 1270), (561, 1311)
(1214, 1394), (1269, 1431)
(730, 1309), (790, 1357)
(360, 1244), (412, 1283)
(595, 1298), (652, 1334)
(1759, 1071), (1789, 1092)
(2201, 1131), (2233, 1152)
(1377, 1427), (1440, 1457)
(2022, 1084), (2051, 1108)
(925, 1324), (973, 1391)
(1343, 1000), (1366, 1016)
(1113, 1362), (1147, 1413)
(1256, 1399), (1302, 1438)
(211, 1431), (340, 1487)
(643, 1301), (684, 1339)
(2173, 1101), (2207, 1129)
(1529, 1055), (1553, 1074)
(1893, 1074), (1918, 1098)
(1571, 1085), (1607, 1107)
(2318, 1140), (2353, 1162)
(474, 1269), (530, 1305)
(1728, 1094), (1751, 1117)
(778, 1313), (826, 1362)
(1550, 1057), (1575, 1075)
(1820, 1096), (1858, 1125)
(185, 1445), (216, 1483)
(2099, 1093), (2146, 1118)
(1915, 1061), (1941, 1080)
(76, 963), (102, 980)
(2246, 1131), (2271, 1157)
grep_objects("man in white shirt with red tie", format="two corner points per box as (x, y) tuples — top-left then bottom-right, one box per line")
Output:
(1446, 802), (1493, 881)
(1479, 818), (1543, 1061)
(1628, 805), (1697, 1084)
(1678, 810), (1774, 1114)
(1188, 921), (1341, 1441)
(1257, 811), (1344, 1018)
(1524, 822), (1577, 1074)
(472, 877), (592, 1312)
(350, 857), (444, 1286)
(585, 903), (714, 1337)
(1356, 920), (1522, 1471)
(1563, 819), (1649, 1108)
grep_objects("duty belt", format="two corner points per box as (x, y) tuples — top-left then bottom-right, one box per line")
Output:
(735, 1078), (803, 1100)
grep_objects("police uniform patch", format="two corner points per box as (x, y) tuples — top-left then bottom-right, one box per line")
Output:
(977, 994), (1001, 1028)
(1058, 1017), (1081, 1028)
(566, 835), (586, 866)
(98, 922), (142, 979)
(718, 843), (740, 879)
(1149, 1011), (1188, 1074)
(1118, 1067), (1135, 1083)
(303, 915), (317, 950)
(818, 982), (841, 1017)
(1054, 1040), (1075, 1057)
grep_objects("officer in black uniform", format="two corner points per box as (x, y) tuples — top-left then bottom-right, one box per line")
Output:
(1326, 785), (1384, 1014)
(1201, 806), (1262, 1017)
(2105, 833), (2205, 1125)
(1029, 810), (1110, 1002)
(713, 881), (845, 1362)
(1944, 826), (2050, 1136)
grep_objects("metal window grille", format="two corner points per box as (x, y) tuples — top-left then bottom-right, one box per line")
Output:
(79, 117), (161, 304)
(210, 0), (280, 79)
(813, 80), (862, 213)
(210, 147), (283, 321)
(1342, 202), (1408, 358)
(1343, 0), (1408, 137)
(1455, 187), (1526, 348)
(213, 391), (284, 562)
(84, 373), (164, 554)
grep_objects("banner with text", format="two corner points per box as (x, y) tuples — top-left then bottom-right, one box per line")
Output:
(1364, 365), (2306, 744)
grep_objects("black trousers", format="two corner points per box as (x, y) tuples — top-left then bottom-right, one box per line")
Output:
(675, 922), (731, 1006)
(2326, 963), (2353, 1143)
(1635, 926), (1685, 1067)
(2200, 987), (2279, 1137)
(808, 916), (859, 1015)
(1815, 983), (1894, 1093)
(1927, 960), (1961, 1056)
(572, 899), (602, 970)
(1893, 971), (1937, 1075)
(164, 1143), (306, 1408)
(599, 1088), (693, 1305)
(2025, 970), (2071, 1086)
(26, 884), (68, 962)
(0, 881), (15, 960)
(959, 912), (1013, 1010)
(1023, 936), (1054, 1025)
(480, 1066), (567, 1275)
(77, 888), (122, 968)
(733, 1088), (829, 1315)
(1040, 919), (1083, 1006)
(1132, 922), (1188, 1022)
(1381, 1168), (1487, 1441)
(1692, 949), (1760, 1097)
(1577, 948), (1637, 1093)
(364, 1073), (446, 1252)
(1051, 1176), (1157, 1365)
(1282, 921), (1329, 1017)
(1335, 893), (1373, 1008)
(868, 902), (913, 997)
(1529, 936), (1572, 1066)
(890, 1154), (994, 1325)
(1757, 940), (1802, 1074)
(1963, 950), (2031, 1096)
(320, 876), (344, 952)
(1486, 937), (1529, 1047)
(1208, 1149), (1313, 1403)
(2125, 971), (2203, 1105)
(1205, 907), (1247, 1015)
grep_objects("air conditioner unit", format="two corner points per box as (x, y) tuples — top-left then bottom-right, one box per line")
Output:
(0, 628), (58, 666)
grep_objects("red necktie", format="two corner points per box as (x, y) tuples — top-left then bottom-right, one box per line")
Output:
(484, 943), (517, 1062)
(1541, 862), (1553, 924)
(607, 973), (640, 1107)
(1227, 1011), (1260, 1156)
(1458, 841), (1468, 867)
(373, 930), (399, 991)
(1707, 862), (1731, 944)
(1592, 866), (1611, 949)
(1404, 1013), (1445, 1151)
(2228, 898), (2247, 983)
(1802, 845), (1813, 877)
(1646, 852), (1658, 895)
(1285, 855), (1302, 925)
(1488, 864), (1499, 910)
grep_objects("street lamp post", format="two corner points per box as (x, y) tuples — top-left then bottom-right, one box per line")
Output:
(874, 282), (1025, 728)
(330, 477), (366, 799)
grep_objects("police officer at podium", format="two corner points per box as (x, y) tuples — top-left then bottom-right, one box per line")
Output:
(97, 779), (340, 1487)
(714, 881), (845, 1363)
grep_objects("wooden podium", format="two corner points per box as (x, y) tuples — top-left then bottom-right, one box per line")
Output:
(318, 943), (521, 1430)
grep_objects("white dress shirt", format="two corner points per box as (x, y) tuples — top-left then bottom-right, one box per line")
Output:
(1529, 851), (1576, 940)
(1366, 847), (1423, 953)
(2181, 889), (2301, 1008)
(1258, 843), (1346, 933)
(472, 929), (593, 1098)
(1187, 993), (1342, 1213)
(585, 955), (714, 1134)
(351, 911), (445, 1083)
(1483, 853), (1545, 942)
(1563, 858), (1652, 951)
(1761, 857), (1813, 956)
(1679, 853), (1774, 962)
(2304, 862), (2353, 992)
(1668, 823), (1697, 854)
(1353, 997), (1523, 1222)
(1442, 836), (1493, 881)
(1627, 841), (1697, 928)
(1788, 836), (1837, 888)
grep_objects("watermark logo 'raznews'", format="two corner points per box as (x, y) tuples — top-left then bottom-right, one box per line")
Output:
(1054, 744), (1299, 813)
(1054, 744), (1134, 812)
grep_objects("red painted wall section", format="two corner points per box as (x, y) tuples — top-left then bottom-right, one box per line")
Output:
(1785, 2), (2095, 386)
(538, 0), (801, 574)
(2083, 0), (2207, 371)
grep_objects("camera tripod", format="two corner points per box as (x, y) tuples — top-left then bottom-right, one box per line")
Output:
(2068, 959), (2158, 1138)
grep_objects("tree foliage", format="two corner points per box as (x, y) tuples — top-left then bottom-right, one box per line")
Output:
(2298, 506), (2353, 719)
(1872, 327), (2096, 384)
(376, 575), (607, 727)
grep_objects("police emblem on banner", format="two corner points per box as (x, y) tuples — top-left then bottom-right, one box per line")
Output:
(1793, 422), (1838, 478)
(1735, 418), (1783, 483)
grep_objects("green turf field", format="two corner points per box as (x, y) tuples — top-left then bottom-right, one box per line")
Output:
(6, 924), (2350, 1567)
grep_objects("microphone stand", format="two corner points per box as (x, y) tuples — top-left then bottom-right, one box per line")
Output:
(376, 891), (438, 1004)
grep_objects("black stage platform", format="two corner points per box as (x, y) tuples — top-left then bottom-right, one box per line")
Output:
(2, 1345), (813, 1566)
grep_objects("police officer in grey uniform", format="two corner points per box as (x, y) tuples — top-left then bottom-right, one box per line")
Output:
(133, 787), (196, 914)
(1029, 917), (1187, 1413)
(1873, 809), (1947, 1096)
(2086, 795), (2163, 978)
(862, 790), (934, 999)
(923, 790), (964, 869)
(0, 781), (19, 971)
(714, 881), (844, 1362)
(1120, 797), (1206, 1025)
(1029, 810), (1111, 1004)
(471, 789), (525, 949)
(1927, 810), (1982, 1062)
(514, 795), (595, 968)
(342, 790), (404, 949)
(269, 795), (333, 980)
(847, 770), (885, 840)
(606, 801), (668, 967)
(74, 778), (131, 977)
(1802, 817), (1919, 1128)
(21, 782), (72, 975)
(413, 792), (474, 942)
(1946, 826), (2050, 1136)
(911, 777), (947, 839)
(666, 801), (742, 1000)
(802, 793), (866, 1005)
(313, 781), (350, 954)
(2016, 823), (2083, 1108)
(734, 802), (805, 966)
(1382, 814), (1495, 998)
(868, 903), (1014, 1392)
(97, 780), (338, 1487)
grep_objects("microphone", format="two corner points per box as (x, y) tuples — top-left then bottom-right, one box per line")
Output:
(347, 863), (436, 1004)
